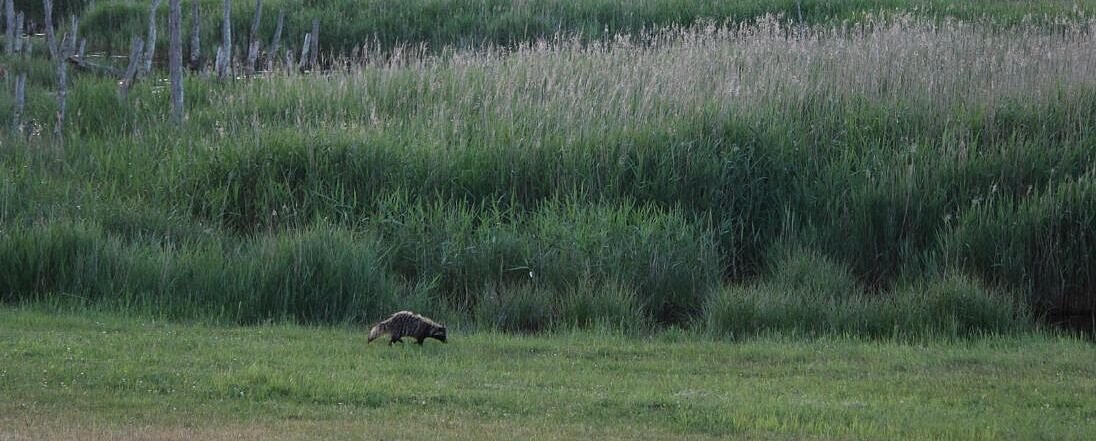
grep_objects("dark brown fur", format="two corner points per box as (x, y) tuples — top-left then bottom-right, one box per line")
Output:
(367, 311), (447, 345)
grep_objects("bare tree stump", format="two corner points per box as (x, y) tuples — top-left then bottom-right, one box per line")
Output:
(214, 46), (225, 77)
(119, 36), (145, 99)
(245, 0), (261, 74)
(169, 0), (184, 123)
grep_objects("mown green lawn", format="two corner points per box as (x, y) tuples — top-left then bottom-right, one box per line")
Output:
(1, 308), (1093, 440)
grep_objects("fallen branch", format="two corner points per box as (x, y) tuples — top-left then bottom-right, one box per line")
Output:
(66, 55), (123, 77)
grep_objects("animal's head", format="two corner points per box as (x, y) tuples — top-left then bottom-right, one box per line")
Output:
(431, 325), (447, 343)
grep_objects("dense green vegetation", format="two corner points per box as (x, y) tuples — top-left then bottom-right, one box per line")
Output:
(80, 0), (1096, 55)
(13, 0), (93, 22)
(2, 309), (1094, 440)
(1, 4), (1094, 335)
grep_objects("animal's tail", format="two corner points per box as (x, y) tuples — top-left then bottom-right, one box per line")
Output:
(367, 324), (382, 343)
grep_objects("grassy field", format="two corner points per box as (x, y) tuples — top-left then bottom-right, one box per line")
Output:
(1, 308), (1094, 440)
(2, 3), (1094, 439)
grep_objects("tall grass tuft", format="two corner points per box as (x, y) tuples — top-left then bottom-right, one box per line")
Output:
(224, 224), (400, 324)
(703, 246), (864, 338)
(892, 273), (1028, 338)
(703, 246), (1026, 339)
(557, 279), (647, 332)
(0, 221), (151, 305)
(475, 283), (556, 333)
(942, 175), (1096, 317)
(0, 221), (401, 324)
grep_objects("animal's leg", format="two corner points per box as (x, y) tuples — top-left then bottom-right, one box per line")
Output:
(415, 337), (424, 345)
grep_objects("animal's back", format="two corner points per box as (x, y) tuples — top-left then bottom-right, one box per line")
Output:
(368, 311), (420, 342)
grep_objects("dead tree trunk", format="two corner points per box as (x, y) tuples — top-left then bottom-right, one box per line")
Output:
(119, 36), (145, 99)
(11, 72), (25, 135)
(43, 0), (57, 58)
(169, 0), (184, 123)
(189, 0), (200, 71)
(267, 9), (282, 71)
(55, 32), (71, 139)
(4, 0), (13, 55)
(298, 32), (310, 72)
(70, 15), (78, 43)
(66, 14), (78, 58)
(19, 13), (28, 57)
(309, 18), (319, 71)
(14, 11), (23, 55)
(215, 0), (231, 79)
(245, 0), (261, 74)
(142, 0), (163, 77)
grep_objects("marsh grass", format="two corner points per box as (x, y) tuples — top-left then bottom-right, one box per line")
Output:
(703, 246), (1027, 339)
(0, 199), (718, 327)
(475, 279), (650, 334)
(2, 15), (1095, 333)
(78, 0), (1096, 55)
(0, 221), (402, 324)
